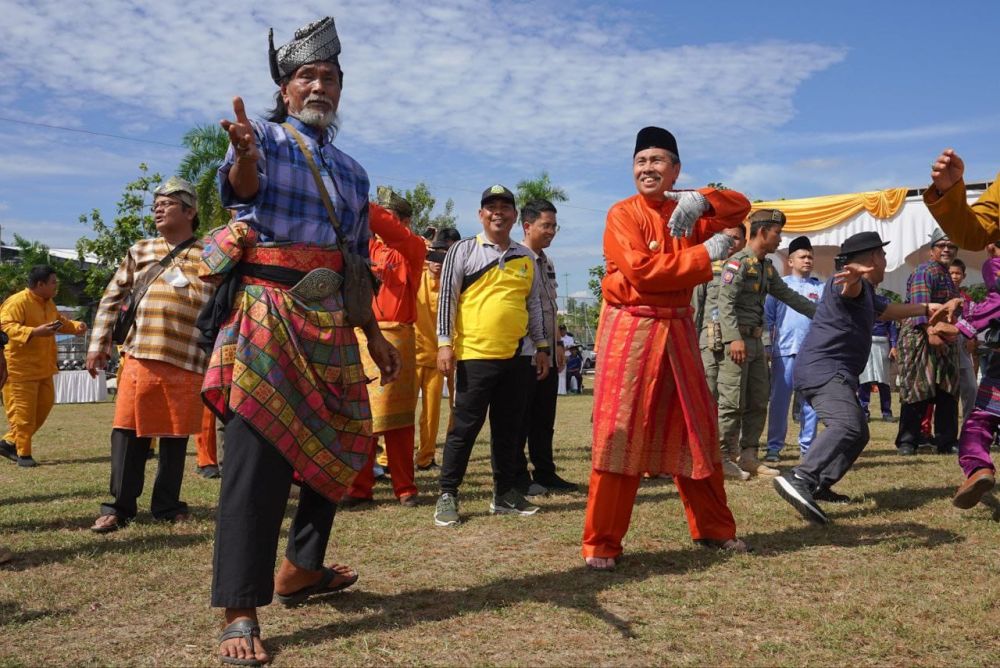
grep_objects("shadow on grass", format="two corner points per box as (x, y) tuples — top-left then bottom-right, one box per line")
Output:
(836, 484), (954, 517)
(0, 490), (99, 505)
(849, 458), (926, 471)
(0, 600), (73, 628)
(264, 520), (961, 654)
(41, 455), (111, 465)
(4, 531), (213, 571)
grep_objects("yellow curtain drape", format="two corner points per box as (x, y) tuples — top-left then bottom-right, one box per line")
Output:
(750, 187), (908, 232)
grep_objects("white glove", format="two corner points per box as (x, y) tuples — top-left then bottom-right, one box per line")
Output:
(704, 233), (735, 261)
(663, 190), (709, 238)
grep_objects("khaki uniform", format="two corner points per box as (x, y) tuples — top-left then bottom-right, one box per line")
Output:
(693, 260), (726, 401)
(715, 248), (817, 464)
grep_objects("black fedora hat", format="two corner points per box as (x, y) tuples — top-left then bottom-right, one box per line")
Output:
(839, 231), (890, 256)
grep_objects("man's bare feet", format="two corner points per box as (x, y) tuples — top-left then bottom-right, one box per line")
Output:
(90, 514), (121, 533)
(274, 558), (356, 596)
(219, 609), (270, 666)
(584, 556), (616, 571)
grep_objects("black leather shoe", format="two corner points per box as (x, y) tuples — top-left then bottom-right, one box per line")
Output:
(898, 444), (917, 456)
(0, 440), (16, 462)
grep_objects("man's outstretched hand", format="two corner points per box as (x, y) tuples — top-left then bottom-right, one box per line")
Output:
(220, 97), (259, 163)
(663, 190), (708, 238)
(931, 148), (964, 194)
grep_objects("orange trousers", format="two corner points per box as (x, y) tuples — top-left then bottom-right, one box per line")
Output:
(194, 405), (219, 467)
(347, 425), (417, 500)
(581, 465), (736, 559)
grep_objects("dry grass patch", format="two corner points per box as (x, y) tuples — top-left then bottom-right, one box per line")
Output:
(1, 394), (1000, 666)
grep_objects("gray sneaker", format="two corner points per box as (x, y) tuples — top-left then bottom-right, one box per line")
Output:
(490, 489), (540, 516)
(763, 451), (780, 464)
(434, 493), (460, 526)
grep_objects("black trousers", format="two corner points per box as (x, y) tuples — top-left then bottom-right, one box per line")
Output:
(896, 388), (959, 450)
(100, 428), (188, 521)
(439, 357), (533, 498)
(211, 416), (337, 609)
(515, 359), (558, 487)
(794, 374), (870, 491)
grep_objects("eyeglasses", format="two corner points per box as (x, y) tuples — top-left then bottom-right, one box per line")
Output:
(933, 243), (958, 251)
(152, 199), (181, 212)
(536, 224), (560, 232)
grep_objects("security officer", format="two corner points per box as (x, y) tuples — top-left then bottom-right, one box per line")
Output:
(693, 224), (749, 480)
(716, 209), (816, 478)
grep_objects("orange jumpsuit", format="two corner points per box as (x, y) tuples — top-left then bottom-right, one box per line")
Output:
(347, 203), (426, 501)
(582, 189), (750, 560)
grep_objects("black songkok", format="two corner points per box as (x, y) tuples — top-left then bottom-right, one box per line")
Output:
(634, 126), (679, 159)
(788, 236), (812, 255)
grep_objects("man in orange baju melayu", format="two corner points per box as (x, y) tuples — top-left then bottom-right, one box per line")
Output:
(345, 193), (426, 506)
(582, 126), (752, 570)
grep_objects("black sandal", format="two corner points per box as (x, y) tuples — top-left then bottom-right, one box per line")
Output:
(219, 619), (264, 667)
(275, 565), (359, 607)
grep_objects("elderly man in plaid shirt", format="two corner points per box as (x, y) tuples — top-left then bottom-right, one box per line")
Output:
(203, 17), (400, 667)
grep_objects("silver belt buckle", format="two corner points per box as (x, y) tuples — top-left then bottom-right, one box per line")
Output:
(288, 268), (343, 303)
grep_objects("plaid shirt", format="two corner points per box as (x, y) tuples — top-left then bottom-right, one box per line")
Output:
(89, 238), (213, 374)
(218, 117), (370, 255)
(904, 260), (959, 327)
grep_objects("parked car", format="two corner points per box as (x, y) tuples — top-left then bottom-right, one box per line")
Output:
(581, 344), (596, 370)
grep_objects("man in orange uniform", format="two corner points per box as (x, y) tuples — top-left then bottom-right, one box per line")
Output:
(582, 126), (752, 569)
(414, 228), (461, 471)
(344, 191), (427, 506)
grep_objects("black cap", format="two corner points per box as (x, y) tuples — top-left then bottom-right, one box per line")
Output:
(481, 184), (516, 207)
(839, 231), (890, 257)
(430, 227), (461, 250)
(788, 236), (812, 255)
(634, 126), (679, 159)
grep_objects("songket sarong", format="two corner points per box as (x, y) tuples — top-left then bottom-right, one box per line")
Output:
(897, 322), (960, 404)
(199, 222), (372, 502)
(591, 303), (718, 479)
(859, 336), (892, 386)
(355, 322), (417, 434)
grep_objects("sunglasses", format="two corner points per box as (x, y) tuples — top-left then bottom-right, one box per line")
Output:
(933, 243), (958, 251)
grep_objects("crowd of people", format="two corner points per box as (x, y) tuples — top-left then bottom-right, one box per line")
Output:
(1, 16), (999, 667)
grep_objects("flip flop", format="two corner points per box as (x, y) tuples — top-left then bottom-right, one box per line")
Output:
(275, 565), (359, 607)
(90, 514), (123, 534)
(219, 618), (265, 667)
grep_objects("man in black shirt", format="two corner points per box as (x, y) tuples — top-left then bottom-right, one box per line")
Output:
(774, 232), (953, 524)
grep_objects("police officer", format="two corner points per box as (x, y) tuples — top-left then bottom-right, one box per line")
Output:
(694, 224), (749, 480)
(716, 209), (816, 478)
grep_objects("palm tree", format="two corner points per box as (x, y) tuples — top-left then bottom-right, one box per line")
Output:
(178, 124), (231, 230)
(515, 171), (568, 206)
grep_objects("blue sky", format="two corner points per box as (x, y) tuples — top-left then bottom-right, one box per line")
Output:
(1, 0), (998, 300)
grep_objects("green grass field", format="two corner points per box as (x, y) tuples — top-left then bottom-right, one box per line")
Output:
(1, 392), (999, 666)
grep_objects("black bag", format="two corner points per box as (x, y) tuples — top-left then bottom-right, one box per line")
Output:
(111, 237), (196, 345)
(283, 123), (380, 328)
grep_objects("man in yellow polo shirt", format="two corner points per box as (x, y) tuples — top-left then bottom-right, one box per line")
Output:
(0, 266), (88, 466)
(433, 185), (551, 525)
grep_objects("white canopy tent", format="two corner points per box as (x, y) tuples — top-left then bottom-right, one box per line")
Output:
(768, 189), (989, 296)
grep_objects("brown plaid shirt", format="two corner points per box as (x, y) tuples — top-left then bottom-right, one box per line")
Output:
(89, 237), (213, 374)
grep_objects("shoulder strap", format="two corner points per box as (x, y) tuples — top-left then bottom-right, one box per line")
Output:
(282, 122), (344, 240)
(132, 236), (196, 308)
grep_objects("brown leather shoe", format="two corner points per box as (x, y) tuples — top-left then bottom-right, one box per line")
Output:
(399, 494), (419, 508)
(952, 468), (995, 509)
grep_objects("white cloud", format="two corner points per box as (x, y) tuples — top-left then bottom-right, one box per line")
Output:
(0, 0), (846, 165)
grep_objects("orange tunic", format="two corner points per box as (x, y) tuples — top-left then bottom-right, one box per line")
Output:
(601, 189), (752, 309)
(592, 188), (750, 478)
(368, 203), (426, 324)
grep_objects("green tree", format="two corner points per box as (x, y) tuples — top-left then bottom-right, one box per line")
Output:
(587, 263), (605, 304)
(178, 124), (230, 230)
(378, 182), (457, 236)
(0, 235), (83, 304)
(516, 171), (568, 206)
(76, 164), (162, 301)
